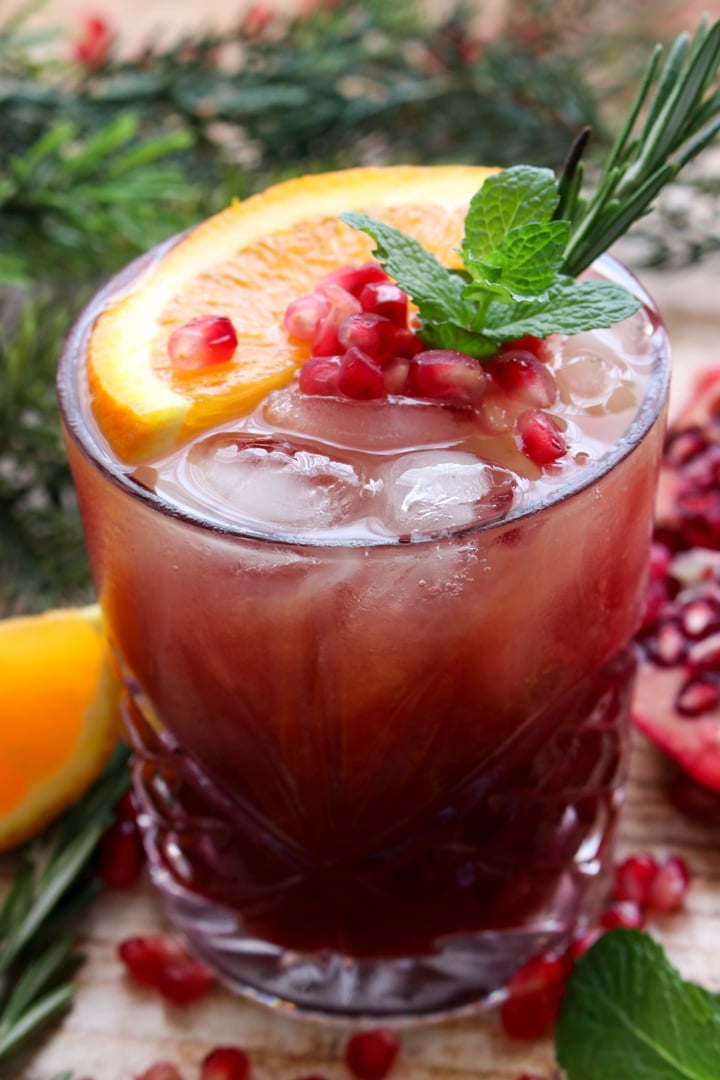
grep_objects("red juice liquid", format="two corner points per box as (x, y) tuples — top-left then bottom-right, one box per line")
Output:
(58, 246), (669, 1017)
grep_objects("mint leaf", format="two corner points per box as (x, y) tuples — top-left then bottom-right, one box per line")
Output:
(482, 277), (641, 341)
(419, 321), (497, 357)
(461, 165), (559, 259)
(464, 219), (570, 301)
(557, 930), (720, 1080)
(339, 212), (472, 327)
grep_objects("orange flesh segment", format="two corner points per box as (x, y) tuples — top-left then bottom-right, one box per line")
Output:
(87, 166), (494, 461)
(0, 617), (102, 812)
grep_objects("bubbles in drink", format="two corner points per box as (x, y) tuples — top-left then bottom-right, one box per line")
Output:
(174, 434), (365, 535)
(379, 451), (515, 537)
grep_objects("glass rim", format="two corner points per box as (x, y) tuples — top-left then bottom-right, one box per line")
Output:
(57, 246), (671, 550)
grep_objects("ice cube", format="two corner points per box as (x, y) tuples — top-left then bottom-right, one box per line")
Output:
(180, 434), (364, 535)
(262, 387), (480, 453)
(378, 451), (515, 537)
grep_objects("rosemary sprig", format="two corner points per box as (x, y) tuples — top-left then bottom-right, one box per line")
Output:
(561, 16), (720, 277)
(0, 745), (130, 1068)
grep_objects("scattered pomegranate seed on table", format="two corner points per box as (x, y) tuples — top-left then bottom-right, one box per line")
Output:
(136, 1063), (184, 1080)
(647, 855), (691, 913)
(100, 817), (145, 889)
(201, 1046), (251, 1080)
(167, 316), (238, 370)
(600, 900), (646, 930)
(614, 853), (658, 905)
(344, 1028), (401, 1080)
(119, 934), (214, 1004)
(499, 954), (566, 1040)
(158, 953), (214, 1006)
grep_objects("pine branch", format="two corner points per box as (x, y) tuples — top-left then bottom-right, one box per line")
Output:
(0, 747), (130, 1069)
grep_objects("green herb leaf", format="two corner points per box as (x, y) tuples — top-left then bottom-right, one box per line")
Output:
(556, 930), (720, 1080)
(482, 278), (641, 342)
(461, 165), (559, 258)
(464, 219), (570, 301)
(339, 211), (471, 327)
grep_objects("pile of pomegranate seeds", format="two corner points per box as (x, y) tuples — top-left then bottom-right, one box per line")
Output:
(99, 789), (145, 890)
(167, 315), (238, 370)
(344, 1029), (401, 1080)
(285, 262), (566, 467)
(119, 935), (214, 1006)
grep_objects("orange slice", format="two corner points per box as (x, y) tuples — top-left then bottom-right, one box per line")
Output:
(0, 604), (121, 852)
(88, 165), (495, 461)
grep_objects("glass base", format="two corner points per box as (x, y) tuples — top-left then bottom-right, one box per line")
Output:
(123, 649), (633, 1021)
(146, 841), (608, 1021)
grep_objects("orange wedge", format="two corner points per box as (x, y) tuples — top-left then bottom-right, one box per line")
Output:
(88, 165), (495, 461)
(0, 604), (121, 852)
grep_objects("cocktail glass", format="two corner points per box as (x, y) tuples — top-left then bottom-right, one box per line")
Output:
(57, 243), (670, 1021)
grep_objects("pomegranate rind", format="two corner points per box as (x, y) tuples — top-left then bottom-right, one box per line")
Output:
(88, 166), (496, 462)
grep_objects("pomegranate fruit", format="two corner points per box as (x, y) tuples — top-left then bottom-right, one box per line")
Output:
(633, 367), (720, 796)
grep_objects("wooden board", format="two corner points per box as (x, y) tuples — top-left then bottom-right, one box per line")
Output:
(3, 730), (720, 1080)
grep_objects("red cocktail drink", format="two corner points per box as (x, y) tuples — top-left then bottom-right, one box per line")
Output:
(58, 168), (669, 1017)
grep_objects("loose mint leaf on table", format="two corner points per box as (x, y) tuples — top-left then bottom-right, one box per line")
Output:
(556, 930), (720, 1080)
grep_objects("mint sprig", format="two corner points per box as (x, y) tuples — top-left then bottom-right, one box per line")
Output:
(341, 19), (720, 361)
(341, 165), (640, 359)
(557, 930), (720, 1080)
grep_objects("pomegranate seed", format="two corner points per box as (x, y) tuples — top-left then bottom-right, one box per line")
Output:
(167, 316), (237, 370)
(565, 927), (603, 963)
(383, 356), (410, 395)
(318, 261), (389, 297)
(136, 1064), (184, 1080)
(158, 954), (214, 1006)
(647, 855), (691, 913)
(284, 293), (330, 342)
(516, 1075), (546, 1080)
(338, 313), (397, 363)
(292, 1076), (329, 1080)
(499, 954), (566, 1040)
(676, 674), (720, 715)
(408, 350), (486, 406)
(358, 281), (409, 325)
(489, 352), (557, 408)
(516, 410), (567, 466)
(311, 286), (361, 356)
(118, 935), (178, 988)
(392, 327), (424, 359)
(201, 1046), (250, 1080)
(344, 1029), (400, 1080)
(338, 348), (386, 400)
(299, 355), (342, 396)
(499, 334), (546, 359)
(645, 619), (687, 667)
(600, 900), (646, 930)
(613, 853), (658, 905)
(115, 789), (139, 822)
(100, 819), (144, 889)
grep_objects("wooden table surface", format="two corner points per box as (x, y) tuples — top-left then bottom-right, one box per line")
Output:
(3, 278), (720, 1080)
